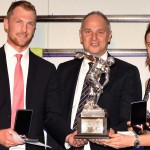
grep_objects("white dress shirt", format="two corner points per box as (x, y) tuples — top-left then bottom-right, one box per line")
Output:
(5, 43), (29, 150)
(71, 52), (108, 150)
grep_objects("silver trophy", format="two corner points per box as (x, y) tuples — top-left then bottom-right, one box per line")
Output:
(75, 50), (115, 139)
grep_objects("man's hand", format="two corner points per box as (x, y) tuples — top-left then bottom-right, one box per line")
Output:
(65, 131), (88, 147)
(0, 128), (24, 148)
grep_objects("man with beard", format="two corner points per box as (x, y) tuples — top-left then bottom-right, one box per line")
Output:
(0, 1), (87, 150)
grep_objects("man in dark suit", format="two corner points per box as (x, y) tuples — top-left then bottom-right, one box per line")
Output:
(51, 11), (142, 150)
(0, 1), (86, 150)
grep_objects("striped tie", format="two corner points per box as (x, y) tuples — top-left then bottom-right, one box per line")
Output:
(73, 62), (93, 150)
(73, 62), (93, 130)
(73, 75), (90, 130)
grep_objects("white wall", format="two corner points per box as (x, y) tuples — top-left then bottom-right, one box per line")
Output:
(1, 0), (149, 48)
(0, 0), (150, 96)
(49, 0), (150, 15)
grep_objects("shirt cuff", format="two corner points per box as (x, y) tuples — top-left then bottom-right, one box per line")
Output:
(64, 142), (71, 149)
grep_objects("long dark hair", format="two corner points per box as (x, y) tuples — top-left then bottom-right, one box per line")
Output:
(145, 23), (150, 70)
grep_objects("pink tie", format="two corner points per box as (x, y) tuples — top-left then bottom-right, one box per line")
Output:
(11, 54), (24, 129)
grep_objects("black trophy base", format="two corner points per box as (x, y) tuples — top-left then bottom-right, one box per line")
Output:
(75, 134), (109, 139)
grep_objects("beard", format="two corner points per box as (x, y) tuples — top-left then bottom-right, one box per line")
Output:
(8, 32), (34, 49)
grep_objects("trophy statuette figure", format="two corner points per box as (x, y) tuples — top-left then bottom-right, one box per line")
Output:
(74, 50), (115, 139)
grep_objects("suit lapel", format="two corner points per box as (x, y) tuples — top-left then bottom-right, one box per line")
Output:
(26, 51), (38, 107)
(0, 46), (11, 108)
(66, 59), (83, 124)
(71, 58), (83, 95)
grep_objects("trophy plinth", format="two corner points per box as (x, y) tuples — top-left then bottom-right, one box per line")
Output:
(75, 101), (109, 139)
(74, 51), (115, 139)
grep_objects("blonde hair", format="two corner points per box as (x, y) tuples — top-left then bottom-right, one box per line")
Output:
(7, 1), (36, 19)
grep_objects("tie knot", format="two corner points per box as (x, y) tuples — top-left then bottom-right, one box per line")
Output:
(88, 62), (93, 69)
(16, 54), (22, 62)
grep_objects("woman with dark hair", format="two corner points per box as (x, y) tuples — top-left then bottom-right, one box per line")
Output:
(97, 23), (150, 149)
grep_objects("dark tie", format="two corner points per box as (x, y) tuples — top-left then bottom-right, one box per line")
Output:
(73, 62), (93, 150)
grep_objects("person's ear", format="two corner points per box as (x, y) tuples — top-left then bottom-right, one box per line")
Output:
(108, 31), (112, 44)
(4, 18), (8, 33)
(79, 30), (83, 44)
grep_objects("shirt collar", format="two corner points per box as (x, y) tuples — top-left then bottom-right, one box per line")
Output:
(83, 51), (108, 65)
(4, 42), (29, 59)
(101, 51), (108, 61)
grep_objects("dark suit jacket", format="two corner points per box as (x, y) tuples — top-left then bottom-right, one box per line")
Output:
(48, 55), (142, 150)
(0, 46), (72, 150)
